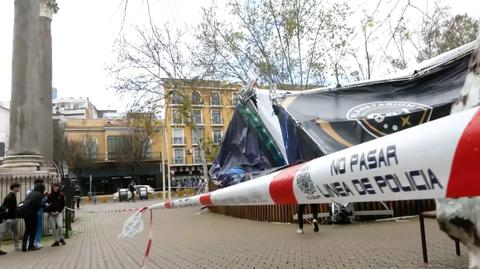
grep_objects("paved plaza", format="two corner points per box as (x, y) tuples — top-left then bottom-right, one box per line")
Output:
(0, 200), (469, 269)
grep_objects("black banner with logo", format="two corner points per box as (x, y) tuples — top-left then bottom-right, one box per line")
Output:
(279, 49), (471, 158)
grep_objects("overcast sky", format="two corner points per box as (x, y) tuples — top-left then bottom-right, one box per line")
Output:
(0, 0), (479, 111)
(0, 0), (211, 111)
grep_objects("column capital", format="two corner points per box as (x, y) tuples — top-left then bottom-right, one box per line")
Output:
(39, 0), (59, 19)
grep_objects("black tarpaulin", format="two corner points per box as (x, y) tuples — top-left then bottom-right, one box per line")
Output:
(279, 42), (474, 157)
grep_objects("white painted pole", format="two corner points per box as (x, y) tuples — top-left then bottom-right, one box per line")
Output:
(164, 126), (171, 200)
(199, 139), (209, 193)
(89, 174), (92, 203)
(161, 139), (166, 200)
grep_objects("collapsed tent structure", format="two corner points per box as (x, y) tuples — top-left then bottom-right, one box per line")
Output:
(209, 89), (288, 187)
(210, 41), (476, 186)
(123, 38), (480, 268)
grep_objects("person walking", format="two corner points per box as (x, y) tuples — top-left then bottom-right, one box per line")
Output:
(296, 204), (320, 234)
(45, 183), (66, 247)
(17, 183), (45, 252)
(26, 179), (46, 248)
(0, 183), (21, 255)
(128, 181), (136, 202)
(74, 184), (81, 209)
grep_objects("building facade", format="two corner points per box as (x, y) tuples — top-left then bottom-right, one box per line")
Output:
(64, 115), (164, 195)
(53, 97), (99, 120)
(164, 80), (240, 186)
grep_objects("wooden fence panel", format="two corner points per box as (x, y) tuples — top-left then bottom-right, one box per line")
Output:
(209, 200), (436, 223)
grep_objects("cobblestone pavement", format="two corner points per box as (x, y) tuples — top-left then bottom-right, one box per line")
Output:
(0, 200), (469, 269)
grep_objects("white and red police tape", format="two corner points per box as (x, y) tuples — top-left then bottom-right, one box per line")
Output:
(65, 207), (143, 214)
(119, 106), (480, 265)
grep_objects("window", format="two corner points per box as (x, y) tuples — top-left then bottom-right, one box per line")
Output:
(107, 136), (130, 160)
(83, 136), (98, 160)
(192, 127), (204, 145)
(211, 110), (223, 125)
(192, 148), (203, 164)
(140, 137), (152, 160)
(172, 128), (184, 145)
(212, 129), (223, 144)
(192, 109), (203, 125)
(210, 92), (221, 106)
(191, 91), (203, 106)
(171, 109), (183, 125)
(171, 91), (183, 105)
(173, 148), (185, 164)
(232, 92), (240, 106)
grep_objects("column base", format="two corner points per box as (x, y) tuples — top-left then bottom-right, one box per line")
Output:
(0, 155), (46, 172)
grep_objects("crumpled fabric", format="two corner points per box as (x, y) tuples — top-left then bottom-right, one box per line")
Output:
(437, 197), (480, 268)
(437, 197), (480, 225)
(437, 197), (480, 234)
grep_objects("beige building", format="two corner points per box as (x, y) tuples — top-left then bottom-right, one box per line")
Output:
(64, 115), (164, 194)
(60, 79), (242, 192)
(164, 80), (241, 183)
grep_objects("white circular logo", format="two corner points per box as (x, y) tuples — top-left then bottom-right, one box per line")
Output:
(346, 101), (432, 137)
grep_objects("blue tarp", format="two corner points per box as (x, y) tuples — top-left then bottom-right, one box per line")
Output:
(209, 102), (286, 187)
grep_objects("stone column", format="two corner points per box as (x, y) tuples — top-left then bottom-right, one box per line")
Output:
(1, 0), (42, 170)
(0, 1), (59, 233)
(0, 0), (57, 170)
(9, 0), (40, 156)
(37, 0), (58, 163)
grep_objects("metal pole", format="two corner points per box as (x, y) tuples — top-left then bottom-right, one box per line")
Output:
(164, 126), (171, 199)
(419, 213), (428, 263)
(161, 140), (166, 200)
(64, 177), (71, 239)
(89, 174), (92, 204)
(416, 201), (428, 264)
(199, 139), (209, 193)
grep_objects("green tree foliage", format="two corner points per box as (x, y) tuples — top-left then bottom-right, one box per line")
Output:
(116, 0), (479, 89)
(417, 13), (478, 62)
(119, 112), (161, 179)
(201, 137), (220, 163)
(65, 140), (89, 180)
(195, 0), (354, 89)
(53, 120), (93, 180)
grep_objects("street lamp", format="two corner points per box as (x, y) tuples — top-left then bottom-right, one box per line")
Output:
(164, 126), (171, 199)
(160, 132), (166, 200)
(198, 138), (209, 193)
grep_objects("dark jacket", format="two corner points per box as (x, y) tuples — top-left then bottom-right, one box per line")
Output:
(16, 190), (44, 218)
(128, 184), (135, 192)
(74, 186), (81, 196)
(45, 191), (65, 214)
(2, 192), (17, 219)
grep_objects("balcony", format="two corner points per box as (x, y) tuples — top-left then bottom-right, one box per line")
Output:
(83, 152), (164, 162)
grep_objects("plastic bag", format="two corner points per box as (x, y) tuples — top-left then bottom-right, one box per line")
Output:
(118, 209), (145, 239)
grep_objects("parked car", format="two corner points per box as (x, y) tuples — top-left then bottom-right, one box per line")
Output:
(134, 185), (155, 195)
(112, 185), (155, 201)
